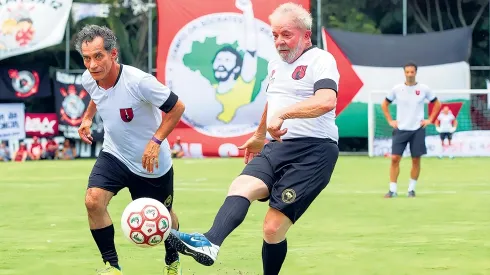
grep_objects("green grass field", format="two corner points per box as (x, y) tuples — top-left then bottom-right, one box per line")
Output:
(1, 156), (489, 275)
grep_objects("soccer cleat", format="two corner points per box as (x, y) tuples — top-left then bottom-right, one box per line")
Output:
(166, 229), (220, 266)
(408, 190), (416, 198)
(163, 260), (182, 275)
(384, 191), (397, 198)
(96, 262), (122, 275)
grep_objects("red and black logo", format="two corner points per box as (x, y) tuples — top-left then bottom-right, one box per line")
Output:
(9, 69), (39, 98)
(120, 108), (134, 122)
(292, 65), (307, 80)
(59, 85), (89, 126)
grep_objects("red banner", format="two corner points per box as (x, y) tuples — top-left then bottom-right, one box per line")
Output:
(25, 113), (59, 137)
(156, 0), (309, 157)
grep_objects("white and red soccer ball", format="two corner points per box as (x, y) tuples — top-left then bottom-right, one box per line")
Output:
(121, 198), (172, 248)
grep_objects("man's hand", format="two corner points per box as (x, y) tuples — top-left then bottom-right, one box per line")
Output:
(238, 134), (265, 164)
(389, 120), (398, 129)
(420, 119), (432, 128)
(78, 119), (93, 144)
(142, 139), (160, 173)
(235, 0), (252, 11)
(267, 114), (287, 142)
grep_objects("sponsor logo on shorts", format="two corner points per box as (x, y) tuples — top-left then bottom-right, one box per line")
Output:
(164, 195), (173, 207)
(281, 188), (296, 204)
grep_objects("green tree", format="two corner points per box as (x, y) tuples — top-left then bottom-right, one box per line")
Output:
(71, 0), (156, 72)
(311, 0), (381, 44)
(407, 0), (488, 32)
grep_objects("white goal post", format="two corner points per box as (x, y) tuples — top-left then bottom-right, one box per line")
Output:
(368, 89), (490, 157)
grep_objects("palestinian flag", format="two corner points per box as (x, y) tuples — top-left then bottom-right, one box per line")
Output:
(322, 27), (473, 138)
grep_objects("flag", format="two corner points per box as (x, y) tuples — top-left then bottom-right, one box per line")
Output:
(71, 3), (110, 24)
(0, 64), (51, 99)
(155, 0), (309, 157)
(322, 27), (472, 137)
(53, 70), (104, 141)
(0, 103), (25, 141)
(25, 113), (59, 137)
(0, 0), (72, 60)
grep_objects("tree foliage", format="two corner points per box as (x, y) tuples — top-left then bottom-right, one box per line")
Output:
(70, 0), (155, 72)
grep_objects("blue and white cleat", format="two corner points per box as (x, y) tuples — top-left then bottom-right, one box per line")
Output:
(166, 229), (220, 266)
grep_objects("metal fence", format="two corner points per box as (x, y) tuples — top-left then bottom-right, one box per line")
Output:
(470, 67), (490, 89)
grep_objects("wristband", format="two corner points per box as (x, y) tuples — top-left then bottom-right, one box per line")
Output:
(151, 136), (162, 145)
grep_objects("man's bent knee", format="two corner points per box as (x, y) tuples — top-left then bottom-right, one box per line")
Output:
(263, 208), (292, 244)
(85, 188), (113, 214)
(391, 155), (402, 165)
(228, 175), (269, 202)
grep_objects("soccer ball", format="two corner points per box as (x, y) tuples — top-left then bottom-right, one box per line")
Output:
(121, 197), (172, 248)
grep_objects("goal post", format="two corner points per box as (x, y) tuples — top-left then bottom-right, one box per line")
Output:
(368, 89), (490, 157)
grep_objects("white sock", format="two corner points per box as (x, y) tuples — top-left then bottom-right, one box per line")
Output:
(408, 179), (417, 191)
(389, 182), (397, 192)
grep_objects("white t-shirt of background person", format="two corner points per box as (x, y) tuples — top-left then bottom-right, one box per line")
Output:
(82, 64), (178, 178)
(386, 83), (437, 131)
(437, 112), (455, 133)
(266, 47), (340, 142)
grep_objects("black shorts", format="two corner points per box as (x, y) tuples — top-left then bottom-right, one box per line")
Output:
(440, 132), (453, 140)
(392, 127), (426, 157)
(241, 138), (339, 224)
(88, 151), (174, 209)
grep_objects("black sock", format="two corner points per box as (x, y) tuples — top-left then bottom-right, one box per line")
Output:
(164, 223), (180, 265)
(203, 195), (250, 246)
(91, 224), (119, 269)
(262, 239), (287, 275)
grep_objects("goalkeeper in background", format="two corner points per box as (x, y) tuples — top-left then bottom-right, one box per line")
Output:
(435, 106), (457, 158)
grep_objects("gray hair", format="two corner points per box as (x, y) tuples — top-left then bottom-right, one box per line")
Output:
(74, 25), (118, 54)
(269, 3), (312, 31)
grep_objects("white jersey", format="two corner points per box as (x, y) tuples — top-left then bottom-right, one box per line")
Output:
(82, 65), (174, 178)
(386, 83), (436, 131)
(437, 112), (455, 132)
(266, 47), (340, 141)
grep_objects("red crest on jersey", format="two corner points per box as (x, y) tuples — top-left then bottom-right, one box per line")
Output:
(120, 108), (134, 122)
(415, 90), (420, 95)
(292, 65), (307, 80)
